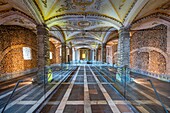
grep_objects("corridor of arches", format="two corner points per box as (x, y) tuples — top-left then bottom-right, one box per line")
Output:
(0, 0), (170, 113)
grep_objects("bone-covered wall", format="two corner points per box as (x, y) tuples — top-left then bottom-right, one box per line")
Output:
(130, 24), (167, 74)
(0, 25), (37, 77)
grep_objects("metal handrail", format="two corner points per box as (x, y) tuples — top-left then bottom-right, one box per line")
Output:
(1, 80), (23, 113)
(147, 79), (168, 113)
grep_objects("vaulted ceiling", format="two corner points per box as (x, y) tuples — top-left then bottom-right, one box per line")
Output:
(0, 0), (169, 49)
(35, 0), (133, 21)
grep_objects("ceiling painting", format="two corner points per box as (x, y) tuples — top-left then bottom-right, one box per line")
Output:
(1, 0), (167, 49)
(33, 0), (127, 22)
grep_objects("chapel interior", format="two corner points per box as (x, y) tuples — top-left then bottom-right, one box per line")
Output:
(0, 0), (170, 113)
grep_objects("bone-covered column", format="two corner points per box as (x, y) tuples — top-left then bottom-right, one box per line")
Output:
(36, 24), (50, 83)
(116, 27), (130, 83)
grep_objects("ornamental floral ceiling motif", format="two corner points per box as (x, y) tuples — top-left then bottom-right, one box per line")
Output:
(56, 18), (112, 46)
(61, 19), (104, 28)
(56, 0), (102, 12)
(0, 0), (169, 49)
(31, 0), (137, 48)
(34, 0), (137, 22)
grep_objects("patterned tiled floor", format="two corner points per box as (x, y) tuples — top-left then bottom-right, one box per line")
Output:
(1, 66), (169, 113)
(39, 66), (135, 113)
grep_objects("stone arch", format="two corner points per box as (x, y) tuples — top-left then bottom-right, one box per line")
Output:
(130, 51), (149, 71)
(130, 47), (168, 62)
(0, 44), (37, 63)
(131, 13), (170, 30)
(49, 37), (61, 46)
(66, 25), (114, 39)
(0, 25), (38, 75)
(49, 26), (65, 43)
(103, 28), (117, 43)
(66, 37), (101, 44)
(0, 11), (36, 30)
(46, 14), (122, 30)
(76, 46), (93, 50)
(67, 33), (100, 41)
(130, 47), (167, 74)
(49, 37), (61, 64)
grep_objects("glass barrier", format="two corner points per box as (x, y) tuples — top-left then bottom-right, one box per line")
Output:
(95, 65), (170, 113)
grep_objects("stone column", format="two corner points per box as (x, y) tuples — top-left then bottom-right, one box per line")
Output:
(101, 43), (106, 63)
(75, 49), (78, 61)
(167, 26), (170, 75)
(95, 48), (98, 61)
(92, 49), (94, 61)
(69, 47), (72, 63)
(88, 49), (91, 61)
(61, 43), (66, 64)
(116, 27), (130, 83)
(36, 24), (50, 83)
(75, 49), (80, 61)
(77, 49), (80, 61)
(72, 48), (75, 61)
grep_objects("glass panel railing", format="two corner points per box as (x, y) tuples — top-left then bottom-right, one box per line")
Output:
(0, 64), (77, 113)
(91, 65), (139, 113)
(147, 79), (169, 113)
(1, 80), (23, 113)
(97, 65), (170, 113)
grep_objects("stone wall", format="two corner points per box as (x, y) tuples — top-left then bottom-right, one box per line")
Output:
(49, 42), (56, 64)
(130, 24), (167, 74)
(149, 51), (166, 74)
(106, 46), (112, 64)
(131, 24), (167, 52)
(0, 25), (37, 77)
(98, 48), (101, 61)
(167, 26), (170, 74)
(130, 52), (149, 71)
(56, 46), (61, 64)
(105, 43), (118, 64)
(112, 44), (118, 64)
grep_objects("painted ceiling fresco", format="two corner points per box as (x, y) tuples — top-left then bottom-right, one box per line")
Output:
(31, 0), (137, 48)
(35, 0), (136, 21)
(0, 0), (169, 49)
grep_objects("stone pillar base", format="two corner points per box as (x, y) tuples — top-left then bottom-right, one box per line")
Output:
(35, 66), (53, 84)
(116, 66), (131, 84)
